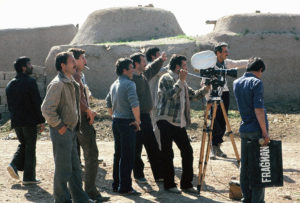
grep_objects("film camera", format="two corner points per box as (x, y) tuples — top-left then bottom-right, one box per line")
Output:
(191, 50), (238, 100)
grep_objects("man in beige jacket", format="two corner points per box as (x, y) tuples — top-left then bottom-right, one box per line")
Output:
(41, 52), (93, 203)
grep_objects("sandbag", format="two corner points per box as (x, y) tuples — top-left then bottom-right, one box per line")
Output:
(229, 180), (242, 200)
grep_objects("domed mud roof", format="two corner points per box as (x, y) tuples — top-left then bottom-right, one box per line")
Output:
(71, 7), (184, 45)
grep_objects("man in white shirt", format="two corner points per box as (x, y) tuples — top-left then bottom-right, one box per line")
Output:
(209, 42), (248, 159)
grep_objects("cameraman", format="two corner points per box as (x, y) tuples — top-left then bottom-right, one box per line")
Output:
(209, 42), (249, 159)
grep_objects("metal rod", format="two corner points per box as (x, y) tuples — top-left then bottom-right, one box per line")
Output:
(187, 72), (202, 78)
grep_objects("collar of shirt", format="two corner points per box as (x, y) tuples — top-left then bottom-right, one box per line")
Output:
(75, 70), (83, 77)
(243, 72), (259, 79)
(168, 70), (178, 80)
(58, 71), (76, 84)
(216, 61), (225, 69)
(133, 71), (143, 77)
(16, 72), (28, 78)
(119, 75), (130, 80)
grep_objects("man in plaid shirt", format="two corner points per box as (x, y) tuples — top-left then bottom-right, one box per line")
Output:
(156, 54), (210, 194)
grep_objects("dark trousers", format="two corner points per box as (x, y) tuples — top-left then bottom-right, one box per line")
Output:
(133, 113), (163, 180)
(50, 127), (90, 203)
(11, 126), (37, 181)
(157, 120), (193, 189)
(112, 118), (136, 193)
(212, 91), (230, 146)
(77, 114), (99, 198)
(240, 132), (265, 203)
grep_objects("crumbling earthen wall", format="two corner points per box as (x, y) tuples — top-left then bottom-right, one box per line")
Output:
(45, 40), (199, 99)
(0, 24), (77, 70)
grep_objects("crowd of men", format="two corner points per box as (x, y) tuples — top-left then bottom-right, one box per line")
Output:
(5, 43), (270, 203)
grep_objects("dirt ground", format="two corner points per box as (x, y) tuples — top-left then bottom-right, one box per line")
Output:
(0, 140), (299, 203)
(0, 99), (299, 202)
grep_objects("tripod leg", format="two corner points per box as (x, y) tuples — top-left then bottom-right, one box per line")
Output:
(220, 101), (240, 166)
(199, 101), (218, 194)
(197, 103), (212, 192)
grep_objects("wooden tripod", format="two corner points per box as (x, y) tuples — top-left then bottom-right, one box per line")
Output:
(197, 99), (240, 194)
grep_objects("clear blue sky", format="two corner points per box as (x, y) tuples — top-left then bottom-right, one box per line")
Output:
(0, 0), (299, 36)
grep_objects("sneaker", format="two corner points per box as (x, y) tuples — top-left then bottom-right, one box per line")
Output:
(182, 187), (199, 194)
(7, 164), (19, 179)
(215, 144), (227, 158)
(210, 146), (217, 160)
(135, 177), (147, 183)
(167, 187), (181, 194)
(120, 189), (141, 196)
(93, 194), (110, 202)
(22, 179), (41, 185)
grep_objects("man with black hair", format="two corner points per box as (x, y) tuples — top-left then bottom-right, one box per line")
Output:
(41, 52), (94, 203)
(6, 56), (45, 184)
(146, 47), (168, 149)
(130, 51), (167, 183)
(233, 57), (269, 203)
(146, 47), (168, 106)
(156, 54), (210, 193)
(106, 58), (141, 195)
(68, 48), (109, 202)
(208, 42), (249, 159)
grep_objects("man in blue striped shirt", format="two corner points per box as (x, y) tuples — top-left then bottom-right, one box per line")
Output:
(106, 58), (141, 195)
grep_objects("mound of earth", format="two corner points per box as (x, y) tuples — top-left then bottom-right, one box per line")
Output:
(71, 7), (184, 44)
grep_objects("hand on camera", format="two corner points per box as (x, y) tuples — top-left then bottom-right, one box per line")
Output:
(204, 84), (211, 92)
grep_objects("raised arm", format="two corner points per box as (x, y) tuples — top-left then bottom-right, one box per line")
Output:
(225, 59), (249, 69)
(144, 52), (167, 80)
(187, 85), (211, 100)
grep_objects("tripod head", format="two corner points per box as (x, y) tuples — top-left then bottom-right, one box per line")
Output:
(205, 77), (225, 102)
